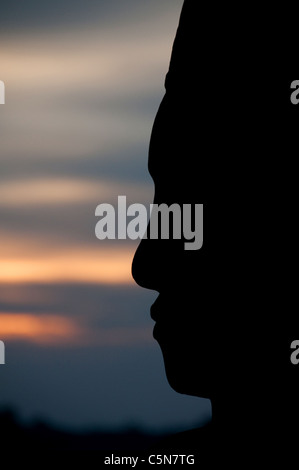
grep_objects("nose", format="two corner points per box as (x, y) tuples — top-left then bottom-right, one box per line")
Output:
(131, 236), (161, 292)
(132, 240), (159, 290)
(132, 229), (186, 292)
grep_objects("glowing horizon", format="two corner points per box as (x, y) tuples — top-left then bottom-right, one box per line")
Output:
(0, 312), (153, 346)
(0, 248), (134, 285)
(0, 313), (80, 344)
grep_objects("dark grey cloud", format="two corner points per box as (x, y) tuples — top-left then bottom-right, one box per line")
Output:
(0, 0), (183, 33)
(1, 143), (152, 186)
(0, 282), (156, 326)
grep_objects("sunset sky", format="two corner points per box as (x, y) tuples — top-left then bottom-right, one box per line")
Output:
(0, 0), (210, 431)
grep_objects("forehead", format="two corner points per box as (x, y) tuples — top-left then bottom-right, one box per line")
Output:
(148, 94), (205, 204)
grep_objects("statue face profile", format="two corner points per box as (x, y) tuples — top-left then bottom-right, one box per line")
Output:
(132, 88), (213, 399)
(132, 1), (212, 398)
(131, 1), (234, 404)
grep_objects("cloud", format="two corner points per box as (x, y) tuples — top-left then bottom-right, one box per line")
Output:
(0, 178), (153, 207)
(0, 15), (177, 198)
(0, 172), (153, 254)
(1, 23), (172, 166)
(0, 282), (157, 325)
(0, 1), (183, 34)
(0, 178), (107, 206)
(0, 313), (80, 345)
(0, 244), (135, 285)
(0, 312), (153, 346)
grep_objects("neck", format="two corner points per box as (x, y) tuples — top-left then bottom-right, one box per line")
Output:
(210, 392), (262, 430)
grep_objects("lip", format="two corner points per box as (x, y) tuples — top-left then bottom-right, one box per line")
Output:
(150, 295), (161, 322)
(151, 296), (162, 340)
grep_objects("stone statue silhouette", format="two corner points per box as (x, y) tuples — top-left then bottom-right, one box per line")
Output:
(132, 0), (298, 464)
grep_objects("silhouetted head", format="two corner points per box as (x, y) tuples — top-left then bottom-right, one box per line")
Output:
(132, 1), (214, 400)
(133, 0), (298, 437)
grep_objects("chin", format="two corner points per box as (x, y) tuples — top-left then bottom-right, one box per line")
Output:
(161, 350), (212, 399)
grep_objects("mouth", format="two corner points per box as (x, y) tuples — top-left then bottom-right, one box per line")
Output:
(153, 322), (159, 339)
(151, 296), (163, 341)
